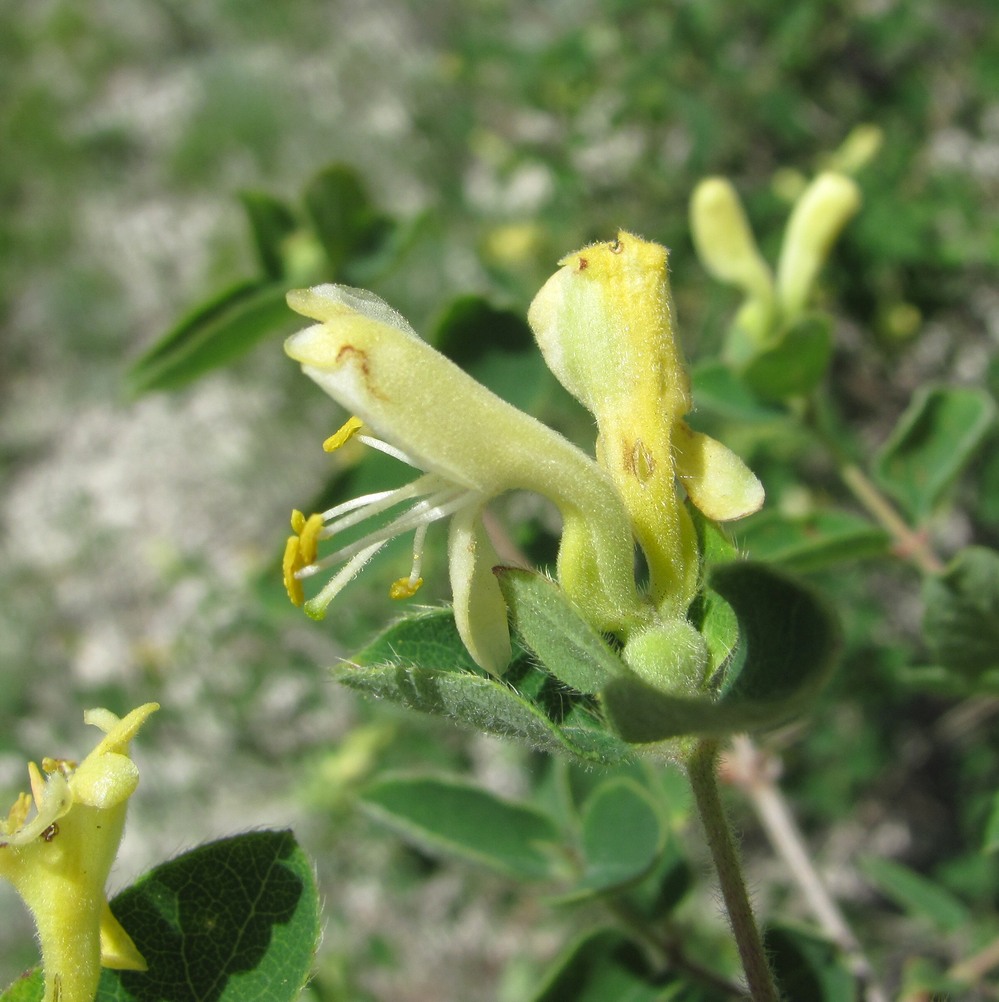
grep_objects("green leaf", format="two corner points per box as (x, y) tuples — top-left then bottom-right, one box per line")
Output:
(602, 563), (838, 743)
(569, 778), (665, 897)
(741, 313), (834, 400)
(0, 972), (42, 1002)
(529, 929), (679, 1002)
(431, 296), (546, 410)
(765, 924), (854, 1002)
(302, 164), (392, 277)
(360, 774), (561, 880)
(1, 831), (322, 1002)
(341, 609), (633, 765)
(860, 856), (970, 933)
(127, 281), (293, 394)
(497, 568), (622, 693)
(691, 360), (783, 422)
(874, 385), (996, 521)
(735, 509), (890, 572)
(983, 790), (999, 853)
(106, 831), (317, 1002)
(238, 190), (299, 279)
(923, 546), (999, 680)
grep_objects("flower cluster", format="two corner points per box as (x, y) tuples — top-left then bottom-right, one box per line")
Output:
(0, 703), (158, 1002)
(282, 234), (764, 685)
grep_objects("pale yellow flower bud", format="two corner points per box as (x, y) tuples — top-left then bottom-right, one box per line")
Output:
(776, 172), (861, 319)
(690, 178), (774, 306)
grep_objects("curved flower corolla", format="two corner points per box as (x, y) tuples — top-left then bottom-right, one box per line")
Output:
(0, 703), (158, 1002)
(528, 232), (764, 618)
(283, 284), (644, 674)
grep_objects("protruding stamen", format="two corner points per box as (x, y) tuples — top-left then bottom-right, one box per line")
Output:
(390, 577), (424, 599)
(304, 540), (388, 620)
(390, 521), (429, 599)
(323, 416), (364, 452)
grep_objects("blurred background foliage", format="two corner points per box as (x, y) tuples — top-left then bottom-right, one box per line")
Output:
(1, 0), (999, 998)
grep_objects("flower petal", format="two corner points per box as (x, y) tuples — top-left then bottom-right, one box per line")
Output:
(448, 504), (512, 675)
(674, 422), (764, 521)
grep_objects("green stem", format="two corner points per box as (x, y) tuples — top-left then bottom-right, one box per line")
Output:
(687, 739), (781, 1002)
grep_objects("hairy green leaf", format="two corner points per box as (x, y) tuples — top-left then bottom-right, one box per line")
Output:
(0, 832), (322, 1002)
(497, 568), (622, 693)
(343, 610), (633, 764)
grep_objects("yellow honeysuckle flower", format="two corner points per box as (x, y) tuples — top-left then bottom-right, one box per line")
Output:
(282, 284), (644, 674)
(528, 231), (764, 618)
(0, 703), (158, 1002)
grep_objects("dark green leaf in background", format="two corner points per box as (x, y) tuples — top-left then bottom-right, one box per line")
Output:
(734, 509), (890, 572)
(691, 360), (784, 423)
(741, 313), (833, 401)
(302, 164), (392, 278)
(859, 856), (970, 934)
(764, 924), (854, 1002)
(431, 296), (547, 410)
(529, 929), (684, 1002)
(570, 778), (665, 897)
(603, 562), (838, 743)
(874, 386), (996, 522)
(127, 281), (293, 395)
(103, 830), (318, 1002)
(360, 774), (561, 880)
(238, 191), (299, 280)
(922, 545), (999, 681)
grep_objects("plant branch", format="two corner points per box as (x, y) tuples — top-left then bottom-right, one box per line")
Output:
(723, 736), (888, 1002)
(838, 463), (944, 574)
(687, 738), (781, 1002)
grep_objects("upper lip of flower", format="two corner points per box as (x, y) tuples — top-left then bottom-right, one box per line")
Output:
(282, 284), (644, 673)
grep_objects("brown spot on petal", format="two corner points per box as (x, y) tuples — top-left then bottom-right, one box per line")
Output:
(577, 256), (588, 271)
(625, 439), (657, 483)
(41, 822), (59, 842)
(334, 344), (385, 399)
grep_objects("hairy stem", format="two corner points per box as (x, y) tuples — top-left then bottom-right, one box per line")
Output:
(687, 739), (781, 1001)
(724, 736), (887, 1002)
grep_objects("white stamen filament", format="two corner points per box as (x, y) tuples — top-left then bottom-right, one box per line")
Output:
(356, 433), (421, 467)
(304, 540), (388, 616)
(319, 473), (442, 538)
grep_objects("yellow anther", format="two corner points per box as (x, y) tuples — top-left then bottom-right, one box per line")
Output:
(290, 509), (307, 533)
(297, 513), (325, 566)
(5, 791), (32, 833)
(41, 758), (77, 776)
(282, 535), (305, 606)
(389, 577), (424, 600)
(323, 415), (364, 453)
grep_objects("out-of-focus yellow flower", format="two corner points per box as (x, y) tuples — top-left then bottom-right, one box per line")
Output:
(0, 703), (158, 1002)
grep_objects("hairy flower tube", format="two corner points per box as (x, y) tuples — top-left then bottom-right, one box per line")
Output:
(282, 284), (645, 675)
(529, 232), (764, 617)
(528, 232), (764, 691)
(0, 703), (158, 1002)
